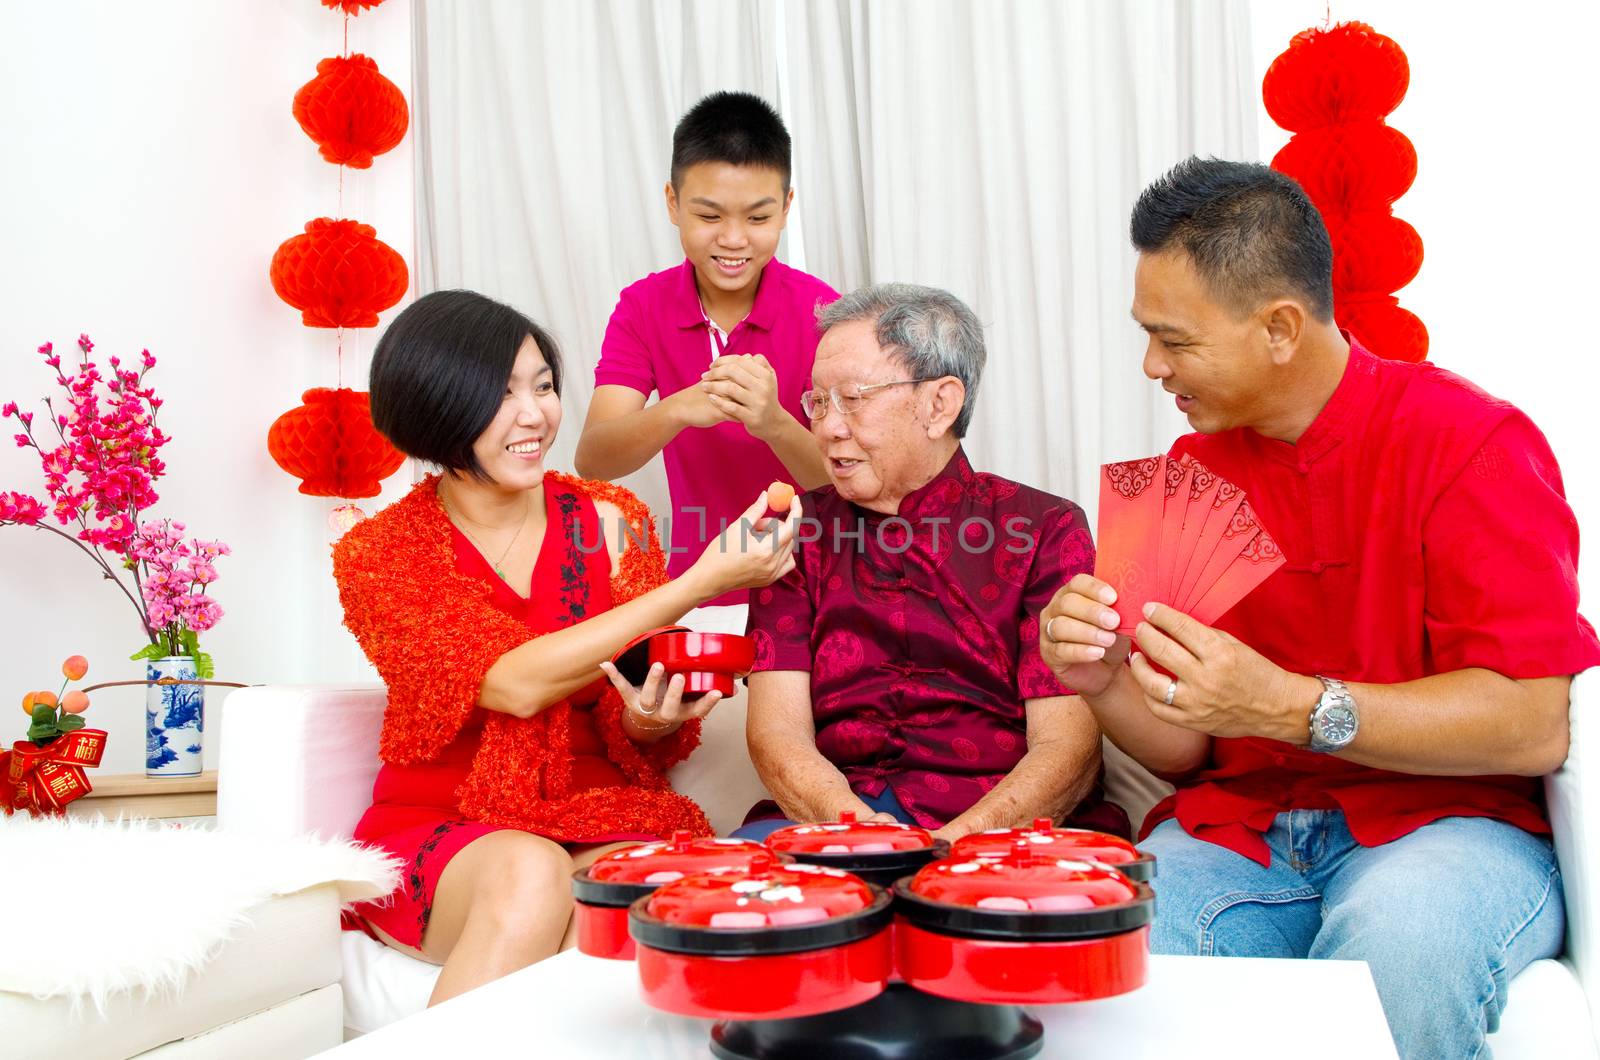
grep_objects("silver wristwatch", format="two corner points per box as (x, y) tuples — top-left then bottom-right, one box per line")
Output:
(1308, 676), (1359, 753)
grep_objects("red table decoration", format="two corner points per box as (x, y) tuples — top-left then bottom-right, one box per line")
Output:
(268, 388), (405, 498)
(1, 728), (108, 815)
(270, 218), (409, 329)
(322, 0), (386, 13)
(293, 55), (409, 169)
(1264, 21), (1427, 362)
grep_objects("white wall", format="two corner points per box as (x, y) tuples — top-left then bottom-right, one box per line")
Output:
(1250, 0), (1600, 608)
(0, 1), (415, 774)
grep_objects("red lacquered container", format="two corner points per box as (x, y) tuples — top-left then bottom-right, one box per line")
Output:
(894, 843), (1154, 1005)
(571, 832), (776, 960)
(629, 864), (894, 1020)
(612, 626), (756, 698)
(951, 817), (1156, 882)
(764, 811), (949, 888)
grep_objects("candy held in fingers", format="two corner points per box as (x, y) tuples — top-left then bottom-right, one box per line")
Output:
(766, 481), (795, 512)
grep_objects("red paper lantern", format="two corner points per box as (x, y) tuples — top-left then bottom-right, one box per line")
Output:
(1325, 211), (1423, 297)
(1263, 21), (1410, 132)
(270, 218), (409, 328)
(321, 0), (386, 14)
(293, 55), (409, 169)
(1336, 295), (1429, 364)
(267, 388), (406, 498)
(1272, 124), (1417, 212)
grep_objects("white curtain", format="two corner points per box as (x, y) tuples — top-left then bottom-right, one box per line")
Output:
(783, 0), (1255, 513)
(413, 0), (1254, 522)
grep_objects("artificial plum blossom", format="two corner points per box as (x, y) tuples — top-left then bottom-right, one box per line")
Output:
(2, 335), (227, 666)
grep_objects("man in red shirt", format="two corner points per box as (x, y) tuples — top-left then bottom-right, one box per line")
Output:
(1041, 157), (1600, 1060)
(739, 283), (1124, 842)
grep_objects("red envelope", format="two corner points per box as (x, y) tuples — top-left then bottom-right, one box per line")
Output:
(1094, 455), (1166, 632)
(1175, 479), (1244, 611)
(1170, 458), (1221, 602)
(1189, 524), (1287, 626)
(1156, 458), (1194, 611)
(1184, 497), (1266, 615)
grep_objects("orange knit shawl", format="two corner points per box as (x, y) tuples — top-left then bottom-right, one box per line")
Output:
(332, 473), (710, 840)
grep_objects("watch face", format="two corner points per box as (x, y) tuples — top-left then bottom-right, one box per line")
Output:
(1318, 704), (1358, 745)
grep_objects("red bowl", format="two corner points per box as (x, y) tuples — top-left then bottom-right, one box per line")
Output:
(895, 920), (1150, 1004)
(629, 865), (894, 1020)
(611, 627), (756, 698)
(648, 631), (756, 698)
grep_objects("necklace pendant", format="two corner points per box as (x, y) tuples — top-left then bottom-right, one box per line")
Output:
(494, 565), (507, 580)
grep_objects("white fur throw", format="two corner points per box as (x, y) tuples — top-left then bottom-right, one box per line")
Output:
(0, 814), (399, 1010)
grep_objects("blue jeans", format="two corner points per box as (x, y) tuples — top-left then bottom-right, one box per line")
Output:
(728, 786), (917, 841)
(1141, 812), (1564, 1060)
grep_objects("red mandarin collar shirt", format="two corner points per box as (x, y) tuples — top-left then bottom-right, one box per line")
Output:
(1151, 339), (1600, 864)
(748, 447), (1128, 835)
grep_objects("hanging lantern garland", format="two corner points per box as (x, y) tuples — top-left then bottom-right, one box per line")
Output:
(1264, 21), (1428, 362)
(268, 0), (407, 512)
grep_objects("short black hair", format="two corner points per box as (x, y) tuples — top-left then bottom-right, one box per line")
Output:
(670, 91), (791, 190)
(369, 290), (562, 479)
(1131, 157), (1334, 321)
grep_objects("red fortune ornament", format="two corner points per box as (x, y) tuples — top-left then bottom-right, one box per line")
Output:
(1264, 21), (1427, 362)
(293, 55), (409, 169)
(267, 388), (406, 499)
(270, 218), (409, 329)
(2, 728), (108, 815)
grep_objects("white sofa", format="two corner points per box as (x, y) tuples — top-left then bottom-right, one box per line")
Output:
(217, 670), (1600, 1055)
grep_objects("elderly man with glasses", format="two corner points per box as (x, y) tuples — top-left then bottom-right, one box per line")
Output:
(732, 283), (1127, 841)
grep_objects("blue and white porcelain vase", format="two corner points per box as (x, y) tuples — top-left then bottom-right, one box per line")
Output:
(146, 655), (203, 777)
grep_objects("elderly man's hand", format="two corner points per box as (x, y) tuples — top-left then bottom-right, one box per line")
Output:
(701, 354), (789, 442)
(1039, 574), (1131, 698)
(1130, 602), (1317, 743)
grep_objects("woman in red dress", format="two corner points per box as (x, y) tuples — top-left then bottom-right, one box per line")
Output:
(333, 291), (799, 1005)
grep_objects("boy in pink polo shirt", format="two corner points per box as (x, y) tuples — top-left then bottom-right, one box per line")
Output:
(575, 91), (836, 608)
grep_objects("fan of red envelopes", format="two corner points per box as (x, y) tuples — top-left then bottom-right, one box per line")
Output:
(1265, 21), (1427, 362)
(1094, 455), (1285, 634)
(293, 55), (409, 168)
(267, 389), (406, 499)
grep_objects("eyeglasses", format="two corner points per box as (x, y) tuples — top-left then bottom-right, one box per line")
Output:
(799, 380), (924, 421)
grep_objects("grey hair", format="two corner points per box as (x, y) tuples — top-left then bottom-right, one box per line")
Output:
(815, 283), (986, 438)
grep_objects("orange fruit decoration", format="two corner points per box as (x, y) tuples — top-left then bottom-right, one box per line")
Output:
(61, 691), (90, 714)
(21, 691), (38, 716)
(766, 481), (796, 513)
(62, 655), (89, 680)
(34, 691), (58, 708)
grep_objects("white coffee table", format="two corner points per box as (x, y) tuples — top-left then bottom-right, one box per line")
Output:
(322, 950), (1396, 1058)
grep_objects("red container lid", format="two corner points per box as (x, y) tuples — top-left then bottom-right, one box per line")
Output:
(571, 831), (777, 907)
(766, 811), (936, 855)
(765, 812), (948, 886)
(629, 864), (892, 957)
(951, 817), (1156, 882)
(610, 625), (691, 687)
(894, 841), (1154, 942)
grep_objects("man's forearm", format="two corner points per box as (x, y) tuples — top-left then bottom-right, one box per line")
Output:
(938, 736), (1101, 840)
(753, 736), (867, 822)
(1292, 669), (1570, 776)
(761, 417), (830, 490)
(1086, 667), (1210, 777)
(574, 399), (685, 480)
